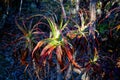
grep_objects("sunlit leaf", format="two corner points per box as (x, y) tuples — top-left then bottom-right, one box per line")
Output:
(61, 20), (69, 30)
(90, 48), (99, 63)
(67, 31), (77, 39)
(32, 32), (45, 35)
(108, 50), (113, 53)
(32, 40), (44, 58)
(59, 18), (63, 29)
(15, 18), (27, 35)
(116, 25), (120, 31)
(20, 49), (28, 66)
(116, 58), (120, 68)
(56, 46), (64, 68)
(40, 46), (56, 65)
(47, 18), (58, 37)
(64, 46), (81, 69)
(40, 44), (54, 56)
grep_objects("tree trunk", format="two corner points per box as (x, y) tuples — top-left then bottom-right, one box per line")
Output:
(19, 0), (23, 16)
(89, 0), (96, 38)
(57, 61), (63, 80)
(87, 1), (97, 79)
(76, 0), (79, 12)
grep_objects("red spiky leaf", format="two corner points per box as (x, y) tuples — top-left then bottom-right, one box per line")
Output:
(39, 46), (56, 66)
(20, 49), (28, 66)
(32, 40), (44, 58)
(40, 44), (53, 56)
(56, 46), (64, 68)
(64, 46), (81, 69)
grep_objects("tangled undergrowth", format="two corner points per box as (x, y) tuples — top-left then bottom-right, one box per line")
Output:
(0, 0), (120, 80)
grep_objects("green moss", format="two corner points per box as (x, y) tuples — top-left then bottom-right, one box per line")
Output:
(97, 23), (115, 33)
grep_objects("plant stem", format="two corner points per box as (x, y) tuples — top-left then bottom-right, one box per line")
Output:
(89, 0), (97, 38)
(65, 64), (72, 79)
(19, 0), (23, 16)
(75, 0), (79, 12)
(88, 0), (97, 69)
(57, 60), (62, 80)
(59, 0), (67, 21)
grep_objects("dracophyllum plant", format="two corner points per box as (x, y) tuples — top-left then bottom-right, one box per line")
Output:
(15, 16), (46, 79)
(15, 17), (44, 52)
(66, 9), (92, 40)
(32, 17), (81, 70)
(15, 16), (46, 66)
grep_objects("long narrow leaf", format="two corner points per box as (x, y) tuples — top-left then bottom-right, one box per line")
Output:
(40, 44), (53, 56)
(59, 19), (63, 29)
(64, 46), (81, 69)
(47, 18), (56, 32)
(15, 17), (27, 35)
(32, 40), (44, 58)
(56, 46), (64, 68)
(47, 18), (58, 37)
(22, 20), (28, 32)
(39, 46), (56, 65)
(3, 36), (24, 49)
(61, 20), (69, 30)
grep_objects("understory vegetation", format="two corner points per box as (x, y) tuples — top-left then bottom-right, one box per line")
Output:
(0, 0), (120, 80)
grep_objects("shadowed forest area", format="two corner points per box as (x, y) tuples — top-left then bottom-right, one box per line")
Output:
(0, 0), (120, 80)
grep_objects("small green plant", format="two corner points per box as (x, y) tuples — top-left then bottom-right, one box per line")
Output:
(67, 12), (89, 39)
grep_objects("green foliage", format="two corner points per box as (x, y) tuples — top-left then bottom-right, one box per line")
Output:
(97, 24), (108, 33)
(97, 23), (115, 33)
